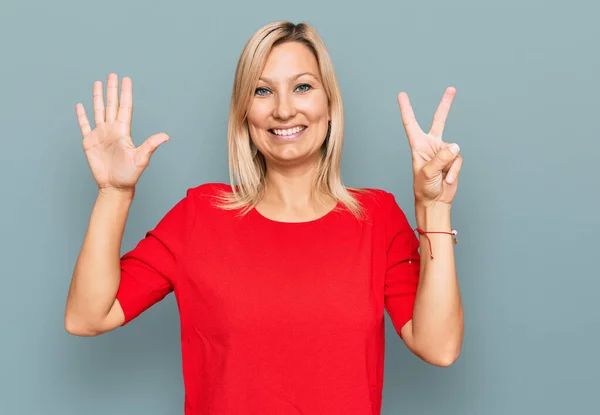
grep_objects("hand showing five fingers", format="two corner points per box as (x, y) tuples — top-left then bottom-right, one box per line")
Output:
(75, 73), (169, 193)
(398, 87), (463, 206)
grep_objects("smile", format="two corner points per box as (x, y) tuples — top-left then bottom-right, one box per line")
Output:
(269, 125), (307, 140)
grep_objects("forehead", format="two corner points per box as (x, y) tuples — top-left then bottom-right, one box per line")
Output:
(260, 41), (320, 80)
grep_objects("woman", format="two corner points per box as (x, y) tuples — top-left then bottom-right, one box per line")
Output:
(65, 21), (464, 415)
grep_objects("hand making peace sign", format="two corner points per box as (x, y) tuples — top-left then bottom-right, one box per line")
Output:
(398, 87), (463, 206)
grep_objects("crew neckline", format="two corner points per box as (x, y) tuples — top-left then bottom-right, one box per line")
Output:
(249, 201), (342, 225)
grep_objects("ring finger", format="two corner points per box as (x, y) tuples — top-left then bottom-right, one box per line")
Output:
(445, 155), (463, 184)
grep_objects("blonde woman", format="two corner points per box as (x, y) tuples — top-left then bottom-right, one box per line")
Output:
(65, 20), (464, 415)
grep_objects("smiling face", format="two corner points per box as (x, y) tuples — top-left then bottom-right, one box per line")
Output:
(246, 41), (330, 168)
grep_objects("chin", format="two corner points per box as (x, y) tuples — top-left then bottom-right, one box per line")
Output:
(266, 146), (323, 167)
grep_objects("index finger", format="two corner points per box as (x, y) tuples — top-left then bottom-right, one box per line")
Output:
(429, 87), (456, 138)
(397, 92), (423, 139)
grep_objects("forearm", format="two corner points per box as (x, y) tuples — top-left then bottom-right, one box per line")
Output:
(411, 202), (464, 363)
(65, 188), (134, 331)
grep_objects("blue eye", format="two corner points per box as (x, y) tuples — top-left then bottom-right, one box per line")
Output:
(295, 84), (311, 93)
(255, 87), (270, 96)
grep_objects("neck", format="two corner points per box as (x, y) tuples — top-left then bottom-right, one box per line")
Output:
(256, 157), (337, 222)
(262, 161), (324, 207)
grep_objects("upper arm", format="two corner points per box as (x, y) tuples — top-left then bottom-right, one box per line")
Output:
(115, 189), (196, 326)
(383, 192), (421, 340)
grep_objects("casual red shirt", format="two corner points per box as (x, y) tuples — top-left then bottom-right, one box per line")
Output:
(116, 182), (420, 414)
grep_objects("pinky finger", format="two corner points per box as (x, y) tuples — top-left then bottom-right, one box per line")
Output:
(76, 103), (92, 137)
(445, 155), (463, 184)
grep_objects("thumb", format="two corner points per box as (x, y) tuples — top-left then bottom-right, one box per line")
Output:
(422, 143), (460, 178)
(136, 133), (170, 167)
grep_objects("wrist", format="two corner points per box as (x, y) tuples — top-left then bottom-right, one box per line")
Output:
(415, 201), (452, 230)
(97, 186), (135, 201)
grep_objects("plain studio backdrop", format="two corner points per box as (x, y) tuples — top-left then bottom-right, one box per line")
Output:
(0, 0), (598, 414)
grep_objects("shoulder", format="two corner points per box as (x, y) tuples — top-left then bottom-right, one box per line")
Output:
(187, 182), (232, 198)
(348, 186), (399, 213)
(182, 182), (249, 225)
(348, 187), (414, 238)
(184, 182), (233, 208)
(347, 186), (412, 229)
(154, 183), (232, 222)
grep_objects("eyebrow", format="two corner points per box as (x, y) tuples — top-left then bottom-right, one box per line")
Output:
(258, 72), (320, 84)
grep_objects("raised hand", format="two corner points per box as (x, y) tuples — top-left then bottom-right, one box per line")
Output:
(398, 87), (463, 206)
(75, 73), (169, 193)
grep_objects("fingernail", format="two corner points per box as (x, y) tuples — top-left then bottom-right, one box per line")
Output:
(450, 144), (460, 154)
(447, 174), (454, 184)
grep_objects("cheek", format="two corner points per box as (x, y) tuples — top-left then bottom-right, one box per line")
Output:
(299, 95), (329, 122)
(247, 103), (270, 134)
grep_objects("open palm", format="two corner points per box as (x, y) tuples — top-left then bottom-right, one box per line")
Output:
(75, 74), (169, 192)
(398, 87), (463, 205)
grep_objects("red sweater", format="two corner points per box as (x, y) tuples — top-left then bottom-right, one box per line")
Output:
(116, 182), (420, 414)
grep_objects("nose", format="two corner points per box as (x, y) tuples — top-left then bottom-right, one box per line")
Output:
(272, 93), (296, 120)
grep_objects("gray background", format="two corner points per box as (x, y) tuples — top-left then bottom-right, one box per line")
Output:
(1, 0), (598, 414)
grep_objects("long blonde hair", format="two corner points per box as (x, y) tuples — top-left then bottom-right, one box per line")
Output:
(216, 21), (367, 218)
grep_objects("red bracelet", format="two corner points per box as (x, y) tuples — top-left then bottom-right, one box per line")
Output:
(408, 228), (458, 263)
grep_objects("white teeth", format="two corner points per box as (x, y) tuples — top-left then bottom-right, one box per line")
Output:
(273, 126), (305, 136)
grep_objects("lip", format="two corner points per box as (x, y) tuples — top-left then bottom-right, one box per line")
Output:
(269, 126), (308, 140)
